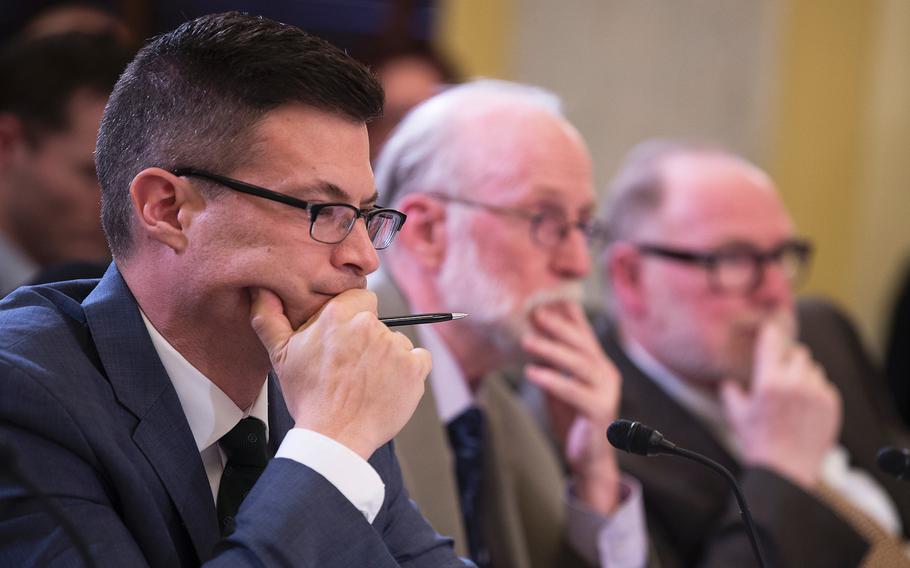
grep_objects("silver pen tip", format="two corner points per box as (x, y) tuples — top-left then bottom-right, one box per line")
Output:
(452, 312), (468, 320)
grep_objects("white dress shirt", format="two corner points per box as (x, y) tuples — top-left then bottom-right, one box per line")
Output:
(140, 311), (385, 523)
(418, 324), (649, 568)
(624, 337), (902, 536)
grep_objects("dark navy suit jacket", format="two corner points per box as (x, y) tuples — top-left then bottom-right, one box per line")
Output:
(0, 265), (465, 567)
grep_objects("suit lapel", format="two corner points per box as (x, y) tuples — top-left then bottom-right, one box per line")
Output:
(82, 264), (219, 560)
(597, 319), (745, 556)
(596, 318), (738, 472)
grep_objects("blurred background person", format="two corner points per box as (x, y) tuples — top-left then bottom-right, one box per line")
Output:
(596, 140), (910, 567)
(359, 40), (460, 162)
(372, 79), (649, 568)
(15, 1), (134, 44)
(0, 31), (132, 295)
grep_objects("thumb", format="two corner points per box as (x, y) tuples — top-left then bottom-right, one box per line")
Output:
(719, 379), (749, 423)
(249, 287), (292, 360)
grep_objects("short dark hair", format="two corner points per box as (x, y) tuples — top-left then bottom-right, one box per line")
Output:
(0, 31), (132, 145)
(96, 12), (384, 259)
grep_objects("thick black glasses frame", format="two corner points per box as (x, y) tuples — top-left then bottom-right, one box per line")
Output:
(171, 168), (406, 247)
(636, 240), (813, 293)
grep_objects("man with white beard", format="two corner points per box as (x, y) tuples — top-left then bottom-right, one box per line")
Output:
(369, 80), (649, 568)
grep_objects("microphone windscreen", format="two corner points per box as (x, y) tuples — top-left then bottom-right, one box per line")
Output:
(877, 447), (908, 477)
(607, 419), (655, 456)
(607, 419), (632, 450)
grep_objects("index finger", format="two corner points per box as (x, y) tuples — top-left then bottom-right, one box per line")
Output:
(315, 288), (379, 322)
(753, 316), (793, 387)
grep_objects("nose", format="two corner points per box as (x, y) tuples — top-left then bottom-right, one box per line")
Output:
(332, 218), (380, 276)
(549, 225), (591, 279)
(752, 258), (793, 307)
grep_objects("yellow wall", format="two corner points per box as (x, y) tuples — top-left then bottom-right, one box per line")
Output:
(437, 0), (512, 79)
(851, 0), (910, 349)
(769, 2), (877, 310)
(771, 1), (910, 349)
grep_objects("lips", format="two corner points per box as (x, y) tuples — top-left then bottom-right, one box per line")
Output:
(312, 282), (367, 297)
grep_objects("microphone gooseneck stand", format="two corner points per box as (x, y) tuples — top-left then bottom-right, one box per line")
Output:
(663, 444), (768, 568)
(607, 419), (768, 568)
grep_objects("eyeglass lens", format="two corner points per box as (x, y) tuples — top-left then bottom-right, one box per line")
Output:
(712, 243), (810, 293)
(311, 205), (402, 249)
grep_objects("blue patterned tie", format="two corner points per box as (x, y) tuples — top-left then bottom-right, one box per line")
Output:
(447, 406), (489, 567)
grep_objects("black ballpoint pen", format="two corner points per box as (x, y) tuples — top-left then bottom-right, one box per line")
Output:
(380, 312), (468, 327)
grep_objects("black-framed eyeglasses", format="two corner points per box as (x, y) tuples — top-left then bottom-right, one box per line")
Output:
(171, 168), (406, 250)
(427, 192), (598, 248)
(636, 239), (814, 294)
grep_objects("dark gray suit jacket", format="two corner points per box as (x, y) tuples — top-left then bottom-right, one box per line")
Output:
(596, 298), (910, 568)
(0, 265), (465, 567)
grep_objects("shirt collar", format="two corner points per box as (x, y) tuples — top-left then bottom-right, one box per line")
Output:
(140, 311), (269, 453)
(621, 336), (738, 457)
(416, 323), (474, 424)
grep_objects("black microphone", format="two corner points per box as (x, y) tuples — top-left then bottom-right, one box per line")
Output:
(0, 439), (97, 568)
(877, 447), (910, 480)
(607, 419), (768, 568)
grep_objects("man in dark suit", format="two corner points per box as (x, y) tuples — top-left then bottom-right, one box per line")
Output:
(0, 12), (466, 567)
(595, 139), (910, 567)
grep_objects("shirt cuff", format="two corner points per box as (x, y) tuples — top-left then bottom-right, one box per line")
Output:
(566, 474), (648, 568)
(275, 428), (385, 523)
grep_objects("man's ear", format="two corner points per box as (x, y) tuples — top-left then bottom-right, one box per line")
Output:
(0, 113), (26, 171)
(129, 168), (205, 254)
(606, 241), (647, 318)
(395, 193), (448, 270)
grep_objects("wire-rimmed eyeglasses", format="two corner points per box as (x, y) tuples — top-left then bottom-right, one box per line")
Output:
(427, 192), (599, 248)
(171, 168), (407, 250)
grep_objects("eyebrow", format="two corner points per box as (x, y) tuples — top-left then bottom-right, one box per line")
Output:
(525, 187), (595, 213)
(713, 237), (800, 250)
(297, 180), (379, 206)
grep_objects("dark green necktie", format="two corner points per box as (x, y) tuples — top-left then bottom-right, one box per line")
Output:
(216, 417), (268, 535)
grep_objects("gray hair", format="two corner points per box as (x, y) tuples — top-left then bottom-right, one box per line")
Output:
(598, 138), (757, 243)
(374, 79), (564, 207)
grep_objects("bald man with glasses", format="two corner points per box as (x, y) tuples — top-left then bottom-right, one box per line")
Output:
(596, 140), (910, 567)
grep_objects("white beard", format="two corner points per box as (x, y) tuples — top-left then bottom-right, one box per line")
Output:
(437, 226), (583, 359)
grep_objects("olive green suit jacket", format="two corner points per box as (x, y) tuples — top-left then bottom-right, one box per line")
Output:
(372, 271), (594, 568)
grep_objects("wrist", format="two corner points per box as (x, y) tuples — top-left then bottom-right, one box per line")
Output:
(572, 457), (622, 514)
(294, 422), (378, 461)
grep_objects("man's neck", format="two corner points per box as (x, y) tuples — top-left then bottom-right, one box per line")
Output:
(128, 276), (270, 409)
(620, 327), (723, 399)
(433, 320), (509, 391)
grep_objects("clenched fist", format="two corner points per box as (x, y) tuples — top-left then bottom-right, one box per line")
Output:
(250, 287), (432, 460)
